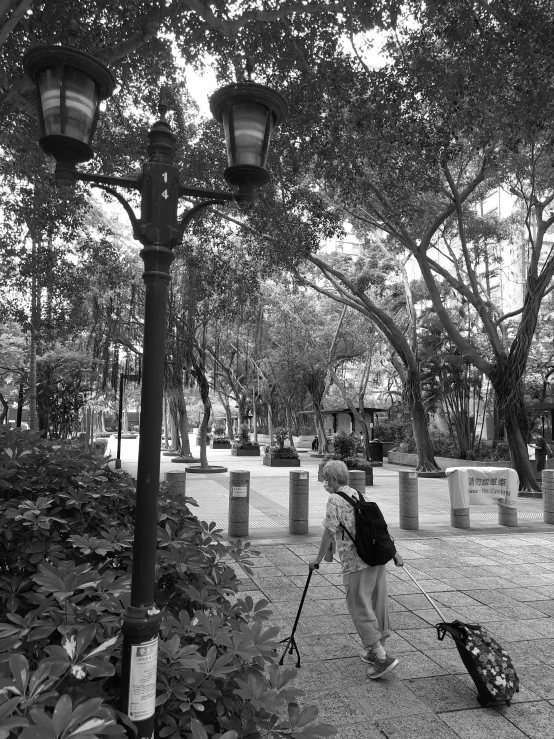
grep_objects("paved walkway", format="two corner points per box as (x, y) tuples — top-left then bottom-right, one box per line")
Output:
(110, 436), (554, 738)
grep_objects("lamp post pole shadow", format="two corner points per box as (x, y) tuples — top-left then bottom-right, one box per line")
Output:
(24, 44), (287, 739)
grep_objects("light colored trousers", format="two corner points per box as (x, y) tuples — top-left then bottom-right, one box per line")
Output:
(343, 564), (390, 649)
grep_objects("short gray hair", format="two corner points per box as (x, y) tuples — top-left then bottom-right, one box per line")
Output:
(323, 460), (348, 485)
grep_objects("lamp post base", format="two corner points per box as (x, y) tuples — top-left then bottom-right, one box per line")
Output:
(120, 606), (163, 738)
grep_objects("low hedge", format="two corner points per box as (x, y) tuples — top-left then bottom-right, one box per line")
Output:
(0, 429), (335, 739)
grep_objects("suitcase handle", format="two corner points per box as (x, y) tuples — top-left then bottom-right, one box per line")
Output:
(401, 563), (447, 622)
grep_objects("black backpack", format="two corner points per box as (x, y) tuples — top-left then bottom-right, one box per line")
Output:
(333, 490), (396, 567)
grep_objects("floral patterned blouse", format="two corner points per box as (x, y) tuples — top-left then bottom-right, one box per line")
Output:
(322, 485), (369, 575)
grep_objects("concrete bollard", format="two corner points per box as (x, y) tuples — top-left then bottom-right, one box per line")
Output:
(450, 507), (470, 529)
(543, 470), (554, 525)
(229, 470), (250, 537)
(399, 470), (419, 530)
(164, 470), (186, 495)
(348, 470), (366, 496)
(498, 502), (518, 527)
(289, 470), (309, 535)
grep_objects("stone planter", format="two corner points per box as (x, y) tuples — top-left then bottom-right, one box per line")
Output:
(346, 464), (373, 485)
(263, 454), (301, 467)
(388, 451), (513, 470)
(232, 447), (261, 457)
(210, 440), (232, 449)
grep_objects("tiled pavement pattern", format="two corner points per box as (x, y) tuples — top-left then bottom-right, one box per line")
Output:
(229, 535), (554, 739)
(111, 437), (554, 737)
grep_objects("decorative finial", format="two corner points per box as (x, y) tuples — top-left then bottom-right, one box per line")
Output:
(67, 19), (79, 47)
(246, 56), (255, 81)
(158, 88), (168, 120)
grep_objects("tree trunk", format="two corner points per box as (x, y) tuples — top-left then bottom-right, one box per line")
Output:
(405, 367), (440, 472)
(170, 413), (179, 452)
(16, 382), (24, 427)
(252, 393), (258, 443)
(179, 398), (192, 458)
(192, 355), (212, 469)
(0, 393), (8, 425)
(286, 404), (295, 446)
(29, 329), (38, 432)
(492, 371), (538, 491)
(311, 396), (328, 454)
(268, 402), (274, 443)
(162, 397), (169, 450)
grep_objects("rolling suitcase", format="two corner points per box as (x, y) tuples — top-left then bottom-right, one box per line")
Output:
(403, 564), (519, 707)
(278, 564), (319, 668)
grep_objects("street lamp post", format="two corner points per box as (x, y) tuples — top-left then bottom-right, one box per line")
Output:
(24, 44), (286, 739)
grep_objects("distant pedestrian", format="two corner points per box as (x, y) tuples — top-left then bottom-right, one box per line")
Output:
(530, 434), (553, 474)
(311, 436), (319, 451)
(309, 460), (403, 679)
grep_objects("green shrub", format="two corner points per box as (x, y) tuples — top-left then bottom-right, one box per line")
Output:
(233, 424), (259, 449)
(398, 431), (511, 461)
(0, 430), (334, 739)
(373, 418), (407, 443)
(265, 428), (299, 459)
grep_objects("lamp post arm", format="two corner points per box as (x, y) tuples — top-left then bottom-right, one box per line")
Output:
(179, 183), (235, 201)
(90, 184), (141, 240)
(78, 171), (142, 190)
(177, 199), (227, 240)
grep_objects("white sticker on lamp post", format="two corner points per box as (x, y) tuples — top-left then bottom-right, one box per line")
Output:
(128, 637), (158, 721)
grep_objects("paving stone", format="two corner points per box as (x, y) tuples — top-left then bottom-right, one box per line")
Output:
(395, 628), (457, 652)
(412, 608), (462, 626)
(312, 598), (350, 615)
(251, 575), (295, 588)
(402, 675), (478, 712)
(426, 648), (468, 674)
(291, 633), (361, 660)
(517, 662), (554, 698)
(484, 620), (550, 642)
(452, 604), (514, 622)
(301, 584), (345, 599)
(307, 689), (372, 725)
(320, 655), (368, 685)
(260, 587), (305, 602)
(383, 631), (418, 655)
(296, 615), (355, 636)
(376, 713), (461, 739)
(289, 658), (343, 695)
(389, 611), (435, 630)
(346, 680), (434, 720)
(459, 576), (516, 590)
(387, 580), (422, 595)
(393, 651), (450, 680)
(487, 602), (550, 620)
(428, 591), (484, 608)
(525, 599), (554, 617)
(462, 589), (525, 606)
(333, 725), (385, 739)
(494, 700), (554, 738)
(440, 707), (529, 738)
(391, 594), (435, 610)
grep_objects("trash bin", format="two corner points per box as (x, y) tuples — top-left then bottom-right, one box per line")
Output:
(369, 440), (383, 462)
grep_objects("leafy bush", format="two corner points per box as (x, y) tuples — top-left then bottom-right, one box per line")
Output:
(398, 431), (511, 461)
(0, 430), (334, 739)
(374, 418), (408, 443)
(265, 428), (299, 460)
(323, 430), (358, 463)
(342, 457), (374, 471)
(233, 424), (259, 449)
